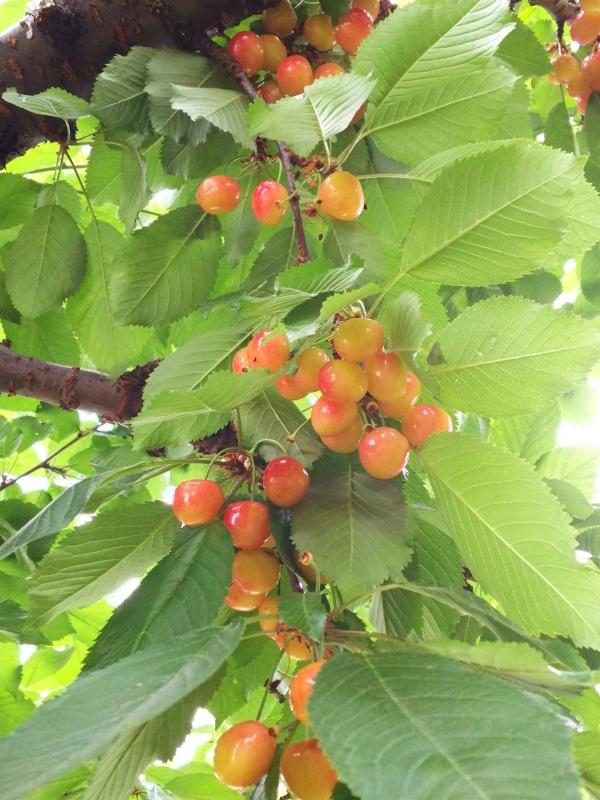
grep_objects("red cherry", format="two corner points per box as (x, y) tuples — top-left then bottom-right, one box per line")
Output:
(172, 479), (224, 526)
(317, 360), (368, 403)
(358, 427), (409, 479)
(401, 403), (453, 447)
(581, 52), (600, 90)
(334, 8), (373, 55)
(570, 12), (600, 45)
(364, 352), (407, 402)
(232, 347), (251, 374)
(551, 53), (580, 84)
(225, 583), (267, 612)
(253, 332), (291, 373)
(318, 171), (364, 221)
(333, 317), (384, 362)
(311, 395), (359, 437)
(223, 500), (272, 549)
(289, 660), (325, 725)
(579, 90), (592, 113)
(276, 374), (308, 400)
(377, 372), (421, 418)
(262, 0), (297, 37)
(232, 548), (281, 595)
(277, 55), (314, 96)
(214, 721), (277, 790)
(196, 175), (241, 215)
(582, 0), (600, 10)
(294, 347), (331, 392)
(247, 330), (269, 361)
(261, 34), (287, 72)
(252, 180), (289, 226)
(227, 31), (265, 76)
(350, 0), (380, 19)
(320, 415), (362, 454)
(259, 79), (284, 104)
(304, 14), (336, 51)
(263, 456), (310, 507)
(280, 739), (338, 800)
(314, 62), (346, 80)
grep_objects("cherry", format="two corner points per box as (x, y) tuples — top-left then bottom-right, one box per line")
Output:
(246, 330), (269, 361)
(278, 630), (313, 661)
(358, 427), (409, 479)
(262, 0), (297, 37)
(402, 403), (453, 447)
(227, 31), (265, 76)
(172, 479), (224, 526)
(350, 0), (380, 19)
(232, 347), (251, 374)
(277, 55), (314, 96)
(314, 62), (346, 80)
(261, 34), (287, 72)
(276, 373), (308, 400)
(551, 53), (580, 84)
(252, 332), (291, 373)
(333, 317), (384, 362)
(581, 52), (600, 90)
(259, 595), (280, 639)
(214, 721), (277, 790)
(318, 171), (364, 221)
(318, 360), (368, 403)
(377, 372), (421, 418)
(263, 456), (310, 507)
(570, 12), (600, 45)
(566, 73), (591, 98)
(232, 548), (281, 595)
(334, 8), (373, 56)
(304, 14), (336, 51)
(294, 347), (331, 393)
(579, 90), (592, 113)
(259, 79), (284, 104)
(311, 395), (359, 437)
(263, 533), (277, 549)
(289, 660), (325, 725)
(582, 0), (600, 10)
(223, 500), (272, 549)
(320, 415), (362, 454)
(294, 550), (331, 584)
(196, 175), (241, 215)
(225, 582), (266, 612)
(364, 352), (407, 402)
(350, 102), (366, 125)
(252, 180), (289, 226)
(280, 739), (338, 800)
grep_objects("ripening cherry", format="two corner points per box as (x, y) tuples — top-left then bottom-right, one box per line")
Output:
(358, 427), (410, 480)
(318, 360), (368, 403)
(252, 180), (289, 226)
(311, 395), (359, 437)
(263, 456), (310, 507)
(320, 415), (362, 454)
(172, 479), (224, 526)
(581, 52), (600, 90)
(276, 373), (308, 400)
(214, 721), (277, 790)
(252, 332), (291, 372)
(334, 8), (373, 55)
(277, 55), (314, 96)
(551, 53), (580, 84)
(196, 175), (241, 215)
(351, 0), (380, 19)
(314, 62), (346, 80)
(318, 171), (364, 221)
(566, 73), (592, 98)
(246, 330), (269, 361)
(377, 372), (421, 418)
(350, 102), (366, 125)
(402, 403), (453, 447)
(227, 31), (265, 76)
(304, 14), (336, 51)
(232, 548), (281, 595)
(294, 347), (331, 393)
(289, 660), (325, 725)
(281, 739), (338, 800)
(579, 90), (592, 113)
(333, 317), (384, 362)
(259, 595), (280, 639)
(262, 0), (297, 37)
(570, 12), (600, 45)
(232, 347), (251, 374)
(582, 0), (600, 10)
(261, 34), (287, 72)
(225, 582), (267, 612)
(279, 631), (313, 661)
(223, 500), (271, 549)
(364, 352), (407, 402)
(259, 79), (284, 104)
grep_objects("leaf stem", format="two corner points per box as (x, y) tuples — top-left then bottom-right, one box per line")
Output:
(328, 582), (406, 621)
(355, 172), (433, 184)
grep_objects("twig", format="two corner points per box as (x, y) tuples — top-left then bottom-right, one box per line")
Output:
(196, 36), (310, 263)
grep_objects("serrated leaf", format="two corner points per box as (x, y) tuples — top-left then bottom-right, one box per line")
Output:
(28, 502), (179, 626)
(5, 204), (86, 319)
(246, 73), (375, 156)
(291, 466), (413, 591)
(497, 19), (551, 78)
(318, 282), (379, 322)
(323, 219), (384, 284)
(0, 624), (242, 800)
(3, 308), (80, 366)
(310, 651), (581, 800)
(419, 433), (600, 649)
(0, 174), (38, 230)
(426, 297), (600, 416)
(171, 86), (252, 147)
(119, 146), (150, 233)
(278, 593), (327, 641)
(489, 403), (561, 464)
(537, 447), (600, 500)
(381, 291), (431, 363)
(90, 47), (154, 132)
(574, 732), (600, 791)
(219, 168), (261, 265)
(2, 87), (91, 119)
(0, 688), (35, 736)
(110, 207), (221, 326)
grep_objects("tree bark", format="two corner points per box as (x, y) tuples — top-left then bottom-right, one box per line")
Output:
(0, 0), (274, 167)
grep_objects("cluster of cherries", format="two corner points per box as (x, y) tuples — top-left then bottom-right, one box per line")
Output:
(233, 316), (453, 480)
(548, 0), (600, 112)
(195, 0), (380, 226)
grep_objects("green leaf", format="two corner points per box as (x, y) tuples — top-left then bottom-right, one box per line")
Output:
(354, 0), (514, 163)
(119, 146), (150, 233)
(110, 207), (221, 326)
(28, 501), (179, 626)
(0, 688), (35, 736)
(0, 624), (242, 800)
(381, 291), (431, 364)
(246, 73), (375, 156)
(585, 93), (600, 170)
(426, 297), (600, 416)
(537, 447), (600, 500)
(581, 241), (600, 308)
(489, 403), (561, 464)
(171, 86), (252, 147)
(0, 174), (38, 230)
(87, 521), (233, 669)
(2, 87), (91, 119)
(323, 219), (384, 284)
(544, 102), (576, 154)
(399, 141), (583, 286)
(573, 732), (600, 791)
(291, 466), (413, 591)
(3, 308), (80, 367)
(419, 433), (600, 649)
(309, 651), (581, 800)
(85, 138), (123, 206)
(90, 47), (154, 132)
(278, 592), (327, 641)
(162, 773), (241, 800)
(496, 19), (551, 78)
(5, 204), (86, 319)
(219, 169), (261, 265)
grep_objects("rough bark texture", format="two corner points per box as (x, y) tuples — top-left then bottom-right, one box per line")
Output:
(0, 0), (274, 167)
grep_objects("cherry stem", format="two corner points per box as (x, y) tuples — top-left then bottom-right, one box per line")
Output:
(327, 582), (407, 621)
(256, 648), (286, 722)
(195, 36), (310, 264)
(250, 438), (288, 455)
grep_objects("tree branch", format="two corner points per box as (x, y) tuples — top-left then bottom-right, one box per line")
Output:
(510, 0), (580, 23)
